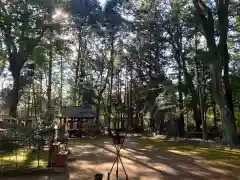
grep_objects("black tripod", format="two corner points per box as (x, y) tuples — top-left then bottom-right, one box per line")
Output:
(107, 129), (129, 180)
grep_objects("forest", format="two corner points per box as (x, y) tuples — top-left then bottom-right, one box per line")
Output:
(0, 0), (240, 148)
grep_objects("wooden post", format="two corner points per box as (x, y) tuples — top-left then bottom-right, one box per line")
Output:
(70, 118), (73, 129)
(59, 117), (62, 128)
(77, 119), (80, 129)
(73, 118), (76, 129)
(64, 118), (67, 133)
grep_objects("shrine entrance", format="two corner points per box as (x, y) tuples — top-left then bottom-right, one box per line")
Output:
(59, 104), (95, 138)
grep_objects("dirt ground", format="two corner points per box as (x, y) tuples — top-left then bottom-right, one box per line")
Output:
(5, 136), (240, 180)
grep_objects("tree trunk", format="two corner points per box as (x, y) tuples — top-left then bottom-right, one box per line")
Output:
(178, 96), (185, 137)
(198, 84), (207, 140)
(193, 31), (202, 132)
(9, 69), (21, 117)
(47, 3), (53, 123)
(159, 118), (165, 135)
(210, 47), (238, 145)
(40, 72), (43, 116)
(60, 55), (63, 107)
(175, 49), (185, 137)
(121, 112), (124, 129)
(211, 46), (238, 145)
(193, 0), (239, 146)
(73, 37), (81, 105)
(96, 70), (108, 129)
(193, 107), (202, 132)
(210, 86), (218, 126)
(117, 70), (121, 129)
(47, 40), (53, 121)
(96, 97), (101, 128)
(171, 19), (185, 137)
(141, 115), (144, 130)
(129, 61), (133, 128)
(107, 33), (114, 133)
(150, 118), (155, 130)
(33, 81), (37, 118)
(223, 44), (235, 118)
(78, 45), (85, 105)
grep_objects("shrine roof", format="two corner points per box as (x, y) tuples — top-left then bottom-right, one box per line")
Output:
(60, 104), (94, 119)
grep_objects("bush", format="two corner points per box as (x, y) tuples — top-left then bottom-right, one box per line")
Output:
(0, 140), (24, 153)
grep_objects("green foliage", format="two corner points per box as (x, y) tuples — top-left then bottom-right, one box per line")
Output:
(234, 108), (240, 127)
(33, 46), (48, 68)
(0, 0), (239, 144)
(70, 0), (102, 28)
(0, 53), (6, 75)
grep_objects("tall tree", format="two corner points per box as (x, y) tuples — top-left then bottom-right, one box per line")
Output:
(0, 0), (57, 117)
(193, 0), (239, 146)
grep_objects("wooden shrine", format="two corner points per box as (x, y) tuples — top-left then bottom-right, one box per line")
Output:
(59, 104), (95, 138)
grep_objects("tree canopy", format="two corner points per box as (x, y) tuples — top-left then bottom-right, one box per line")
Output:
(0, 0), (240, 147)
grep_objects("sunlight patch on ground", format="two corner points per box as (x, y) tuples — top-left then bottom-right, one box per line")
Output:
(207, 167), (232, 175)
(75, 160), (113, 170)
(131, 166), (165, 180)
(136, 136), (240, 167)
(31, 160), (47, 167)
(189, 170), (211, 177)
(65, 137), (240, 180)
(102, 152), (116, 157)
(68, 139), (168, 180)
(195, 159), (240, 168)
(197, 148), (208, 152)
(103, 141), (111, 144)
(124, 148), (137, 153)
(156, 155), (171, 160)
(153, 163), (179, 175)
(167, 149), (193, 156)
(177, 164), (211, 177)
(134, 155), (150, 161)
(82, 151), (91, 154)
(145, 145), (154, 149)
(79, 144), (95, 148)
(0, 149), (48, 168)
(1, 149), (29, 163)
(224, 147), (240, 154)
(71, 157), (141, 179)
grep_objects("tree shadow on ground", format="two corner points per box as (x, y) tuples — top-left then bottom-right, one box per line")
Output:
(5, 172), (70, 180)
(122, 139), (240, 180)
(67, 137), (240, 180)
(67, 163), (97, 180)
(135, 136), (240, 167)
